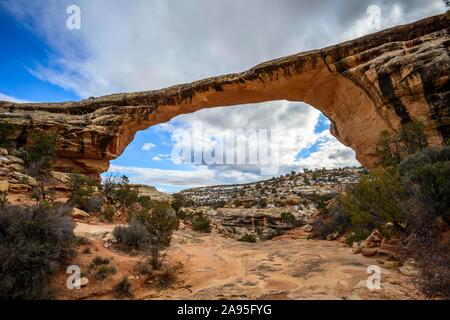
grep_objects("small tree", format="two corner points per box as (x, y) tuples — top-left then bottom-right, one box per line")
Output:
(134, 204), (178, 269)
(171, 193), (184, 212)
(21, 131), (58, 170)
(375, 130), (401, 167)
(339, 168), (406, 233)
(399, 120), (428, 155)
(68, 173), (96, 208)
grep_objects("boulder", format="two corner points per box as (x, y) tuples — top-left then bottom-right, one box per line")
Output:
(50, 171), (71, 184)
(362, 229), (382, 248)
(361, 247), (378, 257)
(72, 207), (90, 219)
(0, 147), (8, 156)
(10, 172), (37, 186)
(399, 265), (419, 277)
(351, 241), (363, 254)
(302, 224), (313, 232)
(80, 277), (89, 287)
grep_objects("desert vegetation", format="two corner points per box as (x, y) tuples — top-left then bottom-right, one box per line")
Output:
(317, 120), (450, 298)
(0, 203), (75, 299)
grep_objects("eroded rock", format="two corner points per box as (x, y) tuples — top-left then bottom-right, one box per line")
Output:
(0, 14), (448, 177)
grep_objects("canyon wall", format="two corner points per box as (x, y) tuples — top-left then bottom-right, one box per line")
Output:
(0, 14), (448, 175)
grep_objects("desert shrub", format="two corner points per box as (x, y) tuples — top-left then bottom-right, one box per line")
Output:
(156, 266), (178, 289)
(92, 256), (110, 266)
(239, 234), (256, 243)
(94, 265), (117, 281)
(375, 119), (428, 167)
(280, 212), (295, 224)
(399, 120), (428, 155)
(19, 131), (58, 171)
(192, 213), (211, 233)
(399, 147), (450, 219)
(68, 173), (96, 209)
(258, 198), (268, 208)
(134, 261), (153, 276)
(113, 177), (139, 207)
(83, 195), (103, 213)
(82, 247), (91, 254)
(113, 219), (150, 251)
(397, 147), (450, 298)
(133, 204), (178, 269)
(171, 193), (185, 212)
(339, 168), (406, 231)
(101, 174), (122, 200)
(345, 228), (372, 246)
(113, 277), (133, 298)
(74, 236), (91, 246)
(0, 123), (16, 148)
(0, 204), (74, 299)
(138, 195), (152, 209)
(101, 205), (115, 222)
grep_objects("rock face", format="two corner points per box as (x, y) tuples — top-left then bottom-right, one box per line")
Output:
(0, 14), (448, 176)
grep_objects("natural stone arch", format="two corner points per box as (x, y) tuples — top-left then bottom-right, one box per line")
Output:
(0, 14), (448, 177)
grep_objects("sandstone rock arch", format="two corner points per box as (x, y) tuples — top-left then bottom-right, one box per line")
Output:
(1, 14), (448, 176)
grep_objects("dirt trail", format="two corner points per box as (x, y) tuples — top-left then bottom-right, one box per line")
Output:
(58, 222), (422, 300)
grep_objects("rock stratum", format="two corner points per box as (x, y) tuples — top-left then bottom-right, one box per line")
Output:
(1, 14), (448, 176)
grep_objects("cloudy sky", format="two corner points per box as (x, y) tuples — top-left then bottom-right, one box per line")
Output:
(0, 0), (446, 192)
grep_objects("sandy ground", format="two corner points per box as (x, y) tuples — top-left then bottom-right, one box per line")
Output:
(52, 223), (423, 300)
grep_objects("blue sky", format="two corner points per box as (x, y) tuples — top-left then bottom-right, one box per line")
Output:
(0, 1), (445, 192)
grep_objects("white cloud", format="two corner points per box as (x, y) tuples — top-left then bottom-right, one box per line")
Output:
(0, 93), (30, 103)
(2, 0), (444, 188)
(108, 164), (217, 188)
(299, 132), (360, 169)
(141, 142), (156, 151)
(152, 155), (162, 161)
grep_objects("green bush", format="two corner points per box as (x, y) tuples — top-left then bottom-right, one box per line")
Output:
(68, 173), (97, 209)
(133, 204), (178, 269)
(138, 195), (152, 209)
(339, 168), (405, 230)
(84, 195), (103, 213)
(399, 147), (450, 219)
(101, 205), (115, 222)
(192, 213), (211, 233)
(0, 123), (16, 148)
(280, 212), (295, 224)
(113, 219), (150, 251)
(0, 204), (74, 299)
(94, 265), (117, 281)
(113, 277), (133, 298)
(19, 131), (58, 170)
(239, 234), (256, 243)
(345, 228), (371, 246)
(171, 193), (185, 212)
(92, 256), (110, 266)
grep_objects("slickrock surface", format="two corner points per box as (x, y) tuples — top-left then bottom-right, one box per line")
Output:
(1, 14), (448, 176)
(57, 224), (422, 300)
